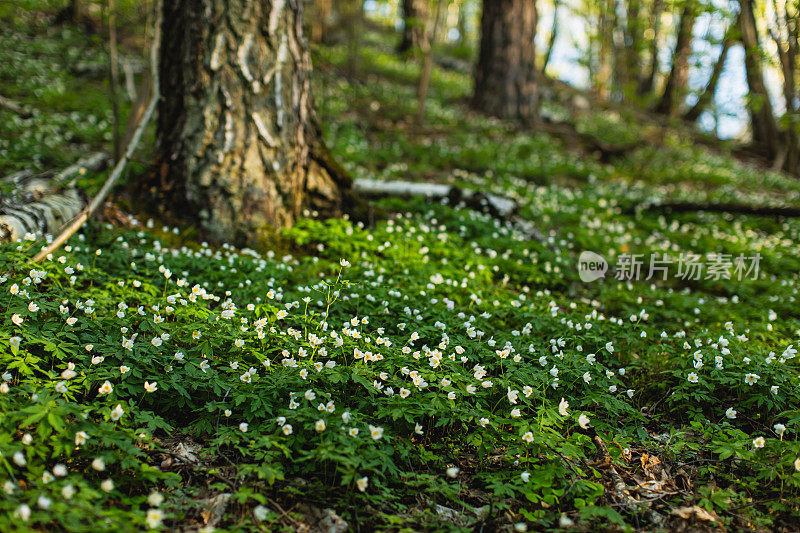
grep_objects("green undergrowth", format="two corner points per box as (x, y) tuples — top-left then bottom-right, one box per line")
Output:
(1, 6), (800, 533)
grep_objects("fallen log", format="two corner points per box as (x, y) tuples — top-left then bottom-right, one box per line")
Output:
(630, 202), (800, 218)
(353, 179), (518, 218)
(352, 178), (542, 240)
(0, 153), (109, 241)
(70, 57), (146, 79)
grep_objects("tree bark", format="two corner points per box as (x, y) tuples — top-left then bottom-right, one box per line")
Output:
(70, 0), (85, 23)
(472, 0), (538, 120)
(0, 153), (109, 241)
(739, 0), (782, 154)
(683, 29), (732, 123)
(398, 0), (430, 54)
(655, 2), (697, 116)
(151, 0), (348, 245)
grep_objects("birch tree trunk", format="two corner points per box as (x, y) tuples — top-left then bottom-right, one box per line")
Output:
(472, 0), (538, 120)
(151, 0), (348, 245)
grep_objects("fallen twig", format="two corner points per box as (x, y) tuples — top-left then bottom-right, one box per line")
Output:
(583, 427), (666, 526)
(265, 497), (304, 529)
(0, 95), (33, 118)
(31, 0), (162, 263)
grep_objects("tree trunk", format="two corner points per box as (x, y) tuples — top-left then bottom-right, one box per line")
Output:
(398, 0), (430, 54)
(683, 30), (732, 123)
(309, 0), (334, 44)
(457, 0), (468, 44)
(767, 0), (798, 115)
(638, 0), (663, 95)
(56, 0), (96, 32)
(595, 0), (614, 99)
(542, 0), (559, 74)
(766, 0), (799, 174)
(338, 0), (363, 76)
(152, 0), (348, 245)
(416, 0), (446, 123)
(655, 3), (697, 116)
(472, 0), (538, 120)
(623, 0), (643, 90)
(70, 0), (85, 22)
(739, 0), (782, 154)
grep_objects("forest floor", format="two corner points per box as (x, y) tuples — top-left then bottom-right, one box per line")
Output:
(2, 4), (800, 532)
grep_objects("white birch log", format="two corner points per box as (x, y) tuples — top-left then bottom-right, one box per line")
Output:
(353, 179), (518, 218)
(0, 153), (109, 241)
(352, 178), (542, 240)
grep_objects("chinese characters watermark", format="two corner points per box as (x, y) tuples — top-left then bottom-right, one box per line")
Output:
(578, 251), (761, 282)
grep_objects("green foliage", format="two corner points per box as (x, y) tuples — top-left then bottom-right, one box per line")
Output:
(2, 5), (800, 532)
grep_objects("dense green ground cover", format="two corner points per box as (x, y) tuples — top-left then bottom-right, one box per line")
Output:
(2, 6), (800, 531)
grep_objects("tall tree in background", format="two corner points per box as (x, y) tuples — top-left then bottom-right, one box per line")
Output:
(309, 0), (334, 43)
(638, 0), (664, 95)
(768, 0), (798, 119)
(152, 0), (348, 244)
(683, 24), (734, 122)
(398, 0), (430, 53)
(594, 0), (615, 99)
(456, 0), (470, 45)
(473, 0), (538, 119)
(739, 0), (781, 154)
(343, 0), (364, 75)
(542, 0), (560, 74)
(767, 0), (800, 173)
(415, 0), (446, 123)
(655, 1), (698, 115)
(623, 0), (645, 90)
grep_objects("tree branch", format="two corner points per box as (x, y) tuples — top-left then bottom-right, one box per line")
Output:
(31, 0), (163, 263)
(0, 95), (32, 118)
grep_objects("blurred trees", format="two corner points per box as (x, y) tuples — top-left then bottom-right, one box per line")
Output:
(56, 1), (800, 177)
(298, 0), (798, 172)
(654, 1), (698, 116)
(398, 0), (430, 53)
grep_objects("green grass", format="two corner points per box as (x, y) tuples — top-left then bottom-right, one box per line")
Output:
(1, 7), (800, 532)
